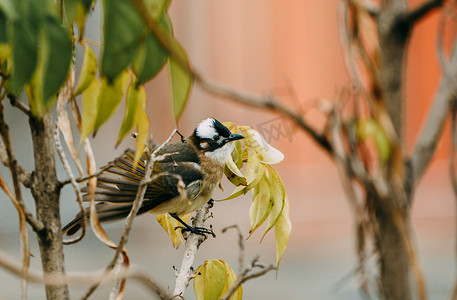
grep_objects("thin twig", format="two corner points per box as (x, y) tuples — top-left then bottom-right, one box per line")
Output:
(404, 0), (445, 25)
(0, 247), (168, 299)
(0, 139), (32, 188)
(411, 8), (457, 184)
(8, 97), (31, 117)
(83, 130), (179, 299)
(130, 0), (333, 156)
(59, 161), (116, 186)
(449, 96), (457, 300)
(222, 225), (245, 275)
(0, 101), (43, 232)
(54, 123), (87, 245)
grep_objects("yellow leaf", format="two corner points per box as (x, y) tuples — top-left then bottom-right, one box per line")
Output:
(74, 44), (97, 96)
(249, 177), (272, 234)
(221, 185), (247, 201)
(134, 98), (149, 164)
(224, 165), (247, 187)
(194, 260), (226, 300)
(80, 78), (101, 143)
(244, 150), (263, 190)
(169, 43), (192, 123)
(225, 153), (244, 178)
(261, 168), (285, 240)
(275, 195), (291, 269)
(157, 213), (189, 248)
(220, 260), (242, 300)
(116, 83), (145, 146)
(93, 70), (130, 134)
(357, 118), (391, 163)
(242, 127), (284, 164)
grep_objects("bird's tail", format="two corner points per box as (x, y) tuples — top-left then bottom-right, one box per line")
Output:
(62, 202), (141, 236)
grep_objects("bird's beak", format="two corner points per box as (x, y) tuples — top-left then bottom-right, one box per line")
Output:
(227, 133), (244, 142)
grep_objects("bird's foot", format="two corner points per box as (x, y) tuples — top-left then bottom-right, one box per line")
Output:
(175, 224), (216, 238)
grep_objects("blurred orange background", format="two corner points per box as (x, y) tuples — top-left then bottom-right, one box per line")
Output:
(1, 1), (456, 299)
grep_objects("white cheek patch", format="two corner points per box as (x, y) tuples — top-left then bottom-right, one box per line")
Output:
(205, 143), (234, 165)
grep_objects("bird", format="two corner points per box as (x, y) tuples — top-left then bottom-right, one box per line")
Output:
(62, 118), (244, 237)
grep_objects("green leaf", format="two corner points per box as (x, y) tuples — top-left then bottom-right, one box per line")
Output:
(194, 260), (227, 300)
(10, 21), (38, 94)
(117, 82), (142, 146)
(41, 16), (72, 102)
(134, 90), (149, 163)
(93, 70), (130, 134)
(169, 55), (192, 123)
(157, 213), (189, 248)
(80, 78), (100, 142)
(133, 13), (171, 85)
(357, 119), (391, 163)
(275, 195), (291, 269)
(74, 44), (97, 96)
(102, 0), (144, 81)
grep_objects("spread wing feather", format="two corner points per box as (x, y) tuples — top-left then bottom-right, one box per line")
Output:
(63, 144), (204, 236)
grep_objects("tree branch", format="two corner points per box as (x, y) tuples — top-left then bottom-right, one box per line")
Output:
(194, 76), (333, 155)
(0, 102), (42, 232)
(131, 0), (333, 156)
(172, 203), (212, 298)
(404, 0), (445, 25)
(411, 20), (457, 184)
(0, 247), (168, 299)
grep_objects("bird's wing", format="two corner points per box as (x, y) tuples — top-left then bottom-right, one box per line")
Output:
(82, 146), (204, 206)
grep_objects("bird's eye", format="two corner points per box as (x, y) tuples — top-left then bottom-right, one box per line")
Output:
(212, 135), (219, 141)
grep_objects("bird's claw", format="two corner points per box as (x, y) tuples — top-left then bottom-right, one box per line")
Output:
(175, 225), (216, 238)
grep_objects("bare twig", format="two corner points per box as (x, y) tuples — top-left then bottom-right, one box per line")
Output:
(0, 175), (30, 300)
(83, 130), (179, 299)
(0, 139), (32, 188)
(130, 0), (333, 156)
(0, 101), (43, 232)
(59, 161), (116, 186)
(404, 0), (445, 25)
(449, 98), (457, 300)
(8, 97), (31, 117)
(172, 202), (212, 298)
(0, 248), (168, 299)
(222, 225), (245, 274)
(54, 123), (87, 245)
(411, 13), (457, 185)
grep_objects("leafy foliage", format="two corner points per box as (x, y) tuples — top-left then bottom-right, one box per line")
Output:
(223, 122), (291, 268)
(0, 0), (192, 151)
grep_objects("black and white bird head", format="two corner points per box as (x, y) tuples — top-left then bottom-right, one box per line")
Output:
(192, 118), (244, 164)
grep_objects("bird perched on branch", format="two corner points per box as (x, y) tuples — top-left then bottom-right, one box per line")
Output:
(63, 118), (244, 237)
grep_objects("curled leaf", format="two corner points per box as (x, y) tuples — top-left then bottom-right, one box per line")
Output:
(157, 213), (189, 248)
(275, 195), (291, 269)
(243, 127), (284, 164)
(194, 259), (241, 300)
